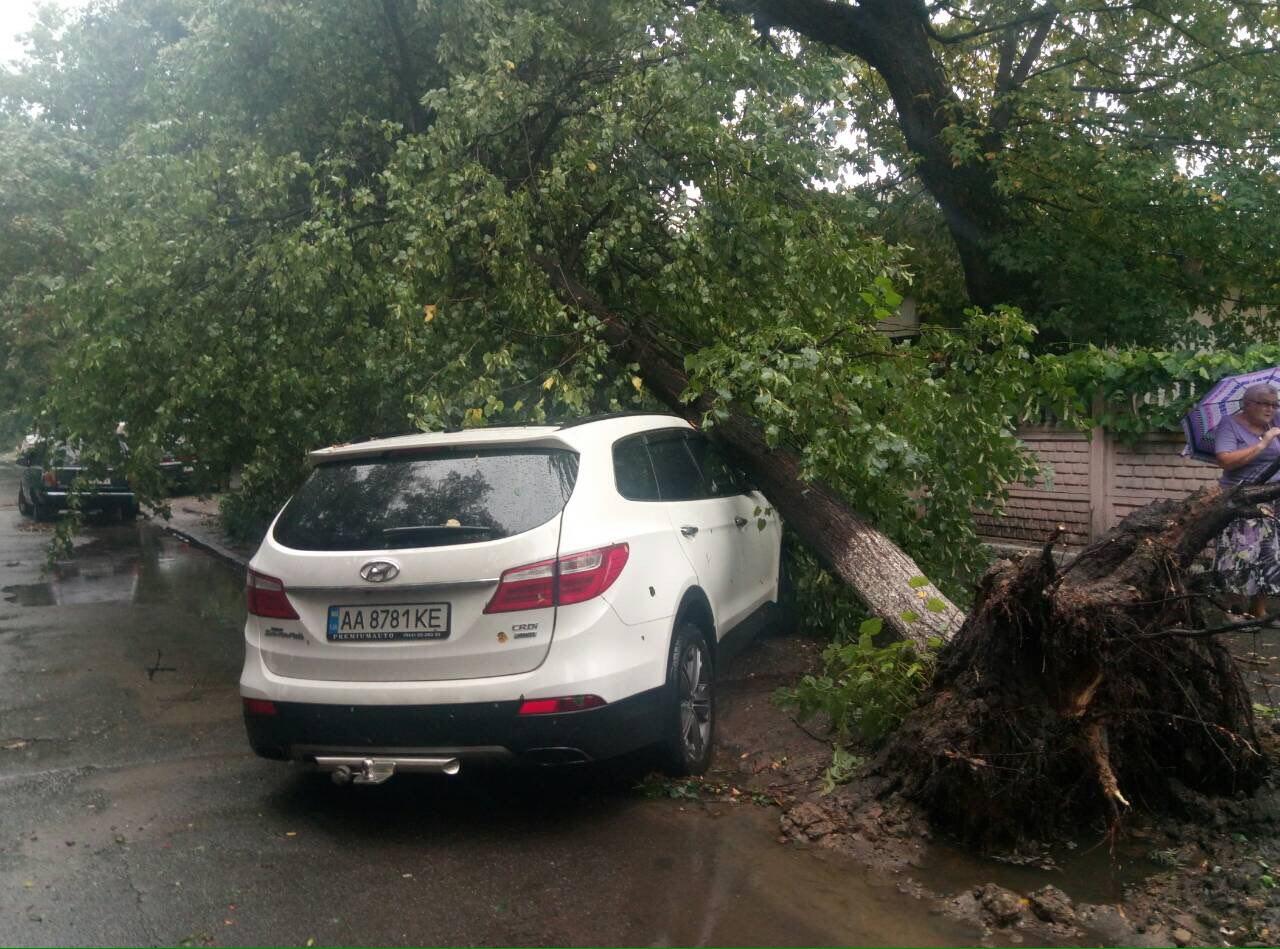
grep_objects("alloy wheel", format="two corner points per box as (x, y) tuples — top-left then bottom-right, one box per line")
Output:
(677, 640), (711, 761)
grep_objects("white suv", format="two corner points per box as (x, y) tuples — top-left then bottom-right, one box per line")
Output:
(240, 413), (783, 783)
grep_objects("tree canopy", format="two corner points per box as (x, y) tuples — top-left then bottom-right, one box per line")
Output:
(1, 0), (1276, 612)
(730, 0), (1280, 344)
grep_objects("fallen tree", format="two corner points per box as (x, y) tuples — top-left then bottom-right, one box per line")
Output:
(539, 256), (965, 649)
(872, 481), (1279, 847)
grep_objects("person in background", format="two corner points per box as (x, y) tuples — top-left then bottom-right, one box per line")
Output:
(1213, 383), (1280, 622)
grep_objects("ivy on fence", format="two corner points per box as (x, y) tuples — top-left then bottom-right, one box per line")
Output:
(1032, 343), (1280, 437)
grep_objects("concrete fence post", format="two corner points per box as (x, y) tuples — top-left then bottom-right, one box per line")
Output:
(1088, 396), (1114, 541)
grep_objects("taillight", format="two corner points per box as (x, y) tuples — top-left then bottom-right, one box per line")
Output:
(484, 557), (557, 613)
(556, 544), (629, 605)
(484, 543), (629, 614)
(42, 469), (58, 487)
(517, 695), (606, 715)
(243, 697), (278, 716)
(246, 569), (299, 619)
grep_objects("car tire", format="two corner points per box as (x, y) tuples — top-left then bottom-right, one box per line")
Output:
(17, 486), (32, 518)
(32, 493), (52, 522)
(661, 621), (714, 776)
(121, 501), (139, 521)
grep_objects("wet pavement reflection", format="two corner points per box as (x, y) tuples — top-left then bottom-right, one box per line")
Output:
(3, 525), (245, 611)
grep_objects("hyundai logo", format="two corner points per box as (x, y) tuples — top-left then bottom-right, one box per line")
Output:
(359, 561), (400, 583)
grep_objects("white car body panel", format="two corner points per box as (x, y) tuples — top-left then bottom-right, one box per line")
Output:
(241, 599), (671, 706)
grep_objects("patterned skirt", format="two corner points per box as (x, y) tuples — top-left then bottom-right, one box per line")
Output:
(1214, 514), (1280, 598)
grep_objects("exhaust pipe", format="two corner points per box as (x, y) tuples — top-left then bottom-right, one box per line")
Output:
(314, 755), (461, 785)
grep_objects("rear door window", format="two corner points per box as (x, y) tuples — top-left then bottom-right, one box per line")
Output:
(646, 431), (704, 501)
(612, 434), (660, 501)
(273, 448), (579, 551)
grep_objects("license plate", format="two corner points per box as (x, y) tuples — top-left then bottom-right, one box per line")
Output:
(326, 602), (451, 642)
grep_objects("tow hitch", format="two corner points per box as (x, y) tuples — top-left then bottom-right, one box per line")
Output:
(314, 755), (461, 785)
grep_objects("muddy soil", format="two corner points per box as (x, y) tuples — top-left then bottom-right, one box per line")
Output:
(711, 621), (1280, 948)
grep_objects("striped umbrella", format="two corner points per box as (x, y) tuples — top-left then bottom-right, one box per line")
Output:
(1181, 366), (1280, 462)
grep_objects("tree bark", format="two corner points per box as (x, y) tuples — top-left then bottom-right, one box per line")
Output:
(537, 255), (965, 648)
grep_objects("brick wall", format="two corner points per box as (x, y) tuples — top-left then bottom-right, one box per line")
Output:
(978, 427), (1222, 550)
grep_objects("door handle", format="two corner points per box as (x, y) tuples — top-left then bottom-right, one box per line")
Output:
(734, 516), (748, 529)
(680, 525), (699, 538)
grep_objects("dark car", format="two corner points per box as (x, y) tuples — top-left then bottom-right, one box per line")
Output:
(158, 440), (200, 495)
(15, 438), (138, 521)
(115, 423), (203, 496)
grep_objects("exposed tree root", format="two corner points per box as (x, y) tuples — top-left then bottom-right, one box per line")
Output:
(874, 484), (1280, 848)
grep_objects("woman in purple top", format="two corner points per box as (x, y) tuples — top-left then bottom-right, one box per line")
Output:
(1213, 383), (1280, 621)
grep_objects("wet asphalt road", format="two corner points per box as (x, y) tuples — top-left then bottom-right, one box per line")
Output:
(0, 462), (977, 947)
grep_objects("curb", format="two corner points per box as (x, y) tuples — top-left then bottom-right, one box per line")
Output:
(159, 520), (250, 571)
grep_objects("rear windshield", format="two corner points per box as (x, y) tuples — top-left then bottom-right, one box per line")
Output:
(272, 448), (579, 552)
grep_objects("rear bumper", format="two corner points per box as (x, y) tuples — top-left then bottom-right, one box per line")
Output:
(158, 462), (196, 492)
(243, 688), (666, 765)
(38, 489), (135, 512)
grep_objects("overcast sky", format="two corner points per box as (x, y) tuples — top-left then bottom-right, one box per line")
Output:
(1, 0), (85, 68)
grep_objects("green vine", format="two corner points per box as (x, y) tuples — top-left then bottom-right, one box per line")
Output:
(1032, 344), (1280, 437)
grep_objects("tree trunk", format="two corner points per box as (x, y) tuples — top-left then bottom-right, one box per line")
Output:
(537, 256), (964, 648)
(873, 484), (1275, 846)
(379, 0), (431, 134)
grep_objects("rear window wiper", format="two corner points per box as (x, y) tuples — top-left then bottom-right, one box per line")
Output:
(381, 524), (496, 539)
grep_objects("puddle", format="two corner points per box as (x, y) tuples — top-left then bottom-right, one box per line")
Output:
(2, 526), (242, 615)
(913, 835), (1163, 907)
(631, 805), (982, 946)
(4, 544), (141, 606)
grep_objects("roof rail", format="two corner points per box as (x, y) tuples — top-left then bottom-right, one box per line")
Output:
(554, 411), (684, 430)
